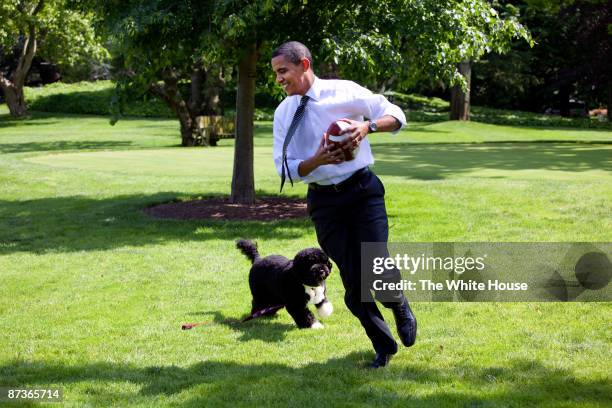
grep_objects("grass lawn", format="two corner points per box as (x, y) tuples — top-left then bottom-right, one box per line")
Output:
(0, 105), (611, 407)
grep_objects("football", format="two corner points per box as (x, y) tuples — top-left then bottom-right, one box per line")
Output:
(325, 119), (359, 161)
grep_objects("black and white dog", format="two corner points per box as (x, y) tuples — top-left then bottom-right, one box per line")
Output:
(236, 239), (333, 329)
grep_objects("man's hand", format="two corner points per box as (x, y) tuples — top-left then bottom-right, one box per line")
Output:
(298, 134), (345, 177)
(315, 134), (345, 165)
(338, 119), (369, 151)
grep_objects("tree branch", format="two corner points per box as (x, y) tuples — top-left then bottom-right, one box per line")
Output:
(12, 0), (45, 87)
(31, 0), (45, 16)
(13, 24), (37, 88)
(149, 82), (171, 105)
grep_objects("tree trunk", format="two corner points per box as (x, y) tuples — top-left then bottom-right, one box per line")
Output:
(450, 61), (471, 121)
(180, 122), (197, 146)
(231, 43), (258, 204)
(0, 81), (28, 117)
(1, 16), (41, 118)
(151, 69), (201, 146)
(189, 63), (225, 116)
(189, 65), (204, 114)
(317, 62), (339, 79)
(206, 67), (223, 115)
(607, 82), (611, 122)
(559, 83), (571, 117)
(164, 72), (197, 146)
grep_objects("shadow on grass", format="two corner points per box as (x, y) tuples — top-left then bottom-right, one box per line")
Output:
(0, 110), (86, 126)
(0, 355), (608, 406)
(372, 142), (612, 180)
(0, 109), (175, 125)
(406, 125), (452, 134)
(0, 192), (311, 255)
(0, 118), (63, 128)
(191, 310), (295, 343)
(0, 140), (135, 154)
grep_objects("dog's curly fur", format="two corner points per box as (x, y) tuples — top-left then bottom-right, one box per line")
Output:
(236, 239), (333, 329)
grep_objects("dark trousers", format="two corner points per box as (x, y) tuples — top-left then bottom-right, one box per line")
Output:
(307, 169), (405, 354)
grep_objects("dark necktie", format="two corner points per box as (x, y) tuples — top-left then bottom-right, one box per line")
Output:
(280, 95), (310, 192)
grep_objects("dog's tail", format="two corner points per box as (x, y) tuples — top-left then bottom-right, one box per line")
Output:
(236, 239), (260, 264)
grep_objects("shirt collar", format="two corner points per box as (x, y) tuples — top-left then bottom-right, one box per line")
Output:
(304, 76), (321, 102)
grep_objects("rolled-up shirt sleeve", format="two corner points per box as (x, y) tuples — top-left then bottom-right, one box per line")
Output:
(352, 83), (407, 134)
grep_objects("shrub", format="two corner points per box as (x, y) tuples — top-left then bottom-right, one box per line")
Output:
(384, 91), (449, 112)
(25, 81), (174, 117)
(389, 90), (610, 129)
(24, 81), (276, 121)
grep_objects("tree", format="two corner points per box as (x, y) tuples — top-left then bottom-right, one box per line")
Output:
(210, 1), (315, 204)
(99, 0), (532, 203)
(0, 1), (46, 116)
(312, 1), (531, 121)
(450, 61), (472, 120)
(524, 0), (610, 117)
(210, 0), (533, 201)
(472, 0), (610, 118)
(97, 1), (231, 146)
(441, 2), (532, 120)
(0, 0), (107, 117)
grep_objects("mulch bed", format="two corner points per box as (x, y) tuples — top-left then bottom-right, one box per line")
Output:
(144, 197), (308, 221)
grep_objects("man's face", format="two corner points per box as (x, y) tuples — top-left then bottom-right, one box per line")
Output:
(271, 55), (309, 96)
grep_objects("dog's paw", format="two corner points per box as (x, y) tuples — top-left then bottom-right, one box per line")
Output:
(310, 321), (324, 329)
(317, 301), (333, 318)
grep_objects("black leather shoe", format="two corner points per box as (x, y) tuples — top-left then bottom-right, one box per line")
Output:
(392, 298), (417, 347)
(370, 352), (393, 369)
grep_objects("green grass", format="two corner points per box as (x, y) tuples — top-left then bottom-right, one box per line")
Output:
(1, 104), (611, 407)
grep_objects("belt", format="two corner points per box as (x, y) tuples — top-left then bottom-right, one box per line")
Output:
(308, 167), (369, 193)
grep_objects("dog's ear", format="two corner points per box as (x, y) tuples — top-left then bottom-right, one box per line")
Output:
(291, 255), (309, 276)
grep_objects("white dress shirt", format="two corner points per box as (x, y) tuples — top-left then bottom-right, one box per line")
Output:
(273, 77), (407, 185)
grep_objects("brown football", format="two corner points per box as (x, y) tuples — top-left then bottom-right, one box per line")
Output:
(325, 119), (359, 161)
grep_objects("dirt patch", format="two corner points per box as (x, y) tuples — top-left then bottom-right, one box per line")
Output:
(144, 197), (308, 221)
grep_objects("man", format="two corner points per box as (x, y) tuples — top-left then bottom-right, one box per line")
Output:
(271, 41), (416, 368)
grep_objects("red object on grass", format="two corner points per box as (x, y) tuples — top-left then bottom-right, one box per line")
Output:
(181, 322), (209, 330)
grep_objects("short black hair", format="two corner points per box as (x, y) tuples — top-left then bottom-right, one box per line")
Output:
(272, 41), (313, 66)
